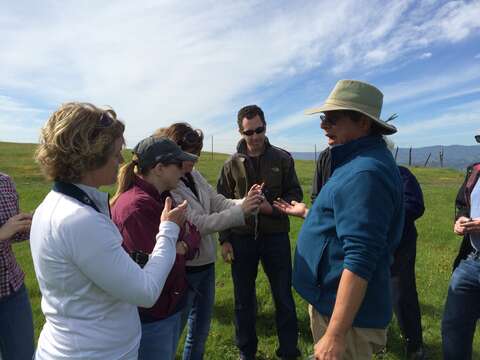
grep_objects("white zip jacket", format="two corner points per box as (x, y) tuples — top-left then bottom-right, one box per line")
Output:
(30, 185), (179, 360)
(171, 169), (245, 266)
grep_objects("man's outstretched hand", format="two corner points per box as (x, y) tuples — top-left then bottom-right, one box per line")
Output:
(273, 198), (308, 219)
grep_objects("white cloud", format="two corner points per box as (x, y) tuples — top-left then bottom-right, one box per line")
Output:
(0, 96), (47, 143)
(1, 0), (480, 152)
(268, 110), (316, 134)
(393, 86), (480, 111)
(398, 112), (479, 136)
(0, 123), (40, 143)
(392, 97), (480, 148)
(0, 113), (45, 144)
(382, 64), (480, 105)
(419, 52), (432, 59)
(332, 0), (480, 73)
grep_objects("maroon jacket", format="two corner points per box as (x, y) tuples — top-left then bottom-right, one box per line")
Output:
(111, 176), (200, 320)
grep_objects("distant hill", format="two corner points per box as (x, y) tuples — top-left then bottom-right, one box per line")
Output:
(292, 145), (480, 170)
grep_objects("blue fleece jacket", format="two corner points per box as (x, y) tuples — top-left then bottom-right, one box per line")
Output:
(293, 135), (404, 329)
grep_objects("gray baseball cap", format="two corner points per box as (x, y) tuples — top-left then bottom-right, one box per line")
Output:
(133, 136), (198, 170)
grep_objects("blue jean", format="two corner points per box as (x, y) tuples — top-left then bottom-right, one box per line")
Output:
(180, 264), (215, 360)
(442, 255), (480, 359)
(230, 233), (300, 359)
(0, 284), (35, 360)
(138, 310), (182, 360)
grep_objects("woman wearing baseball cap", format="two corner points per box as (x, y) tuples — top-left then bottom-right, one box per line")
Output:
(111, 136), (201, 360)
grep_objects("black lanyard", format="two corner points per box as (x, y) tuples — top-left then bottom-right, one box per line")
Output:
(180, 173), (199, 199)
(52, 181), (101, 213)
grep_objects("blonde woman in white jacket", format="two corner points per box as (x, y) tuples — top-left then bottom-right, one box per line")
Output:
(154, 124), (263, 360)
(31, 103), (187, 360)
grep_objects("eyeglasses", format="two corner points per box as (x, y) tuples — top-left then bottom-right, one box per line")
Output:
(242, 126), (265, 136)
(320, 113), (343, 125)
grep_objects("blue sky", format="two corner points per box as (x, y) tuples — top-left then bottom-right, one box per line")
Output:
(1, 0), (480, 153)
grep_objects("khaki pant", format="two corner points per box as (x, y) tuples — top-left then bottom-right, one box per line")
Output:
(308, 305), (387, 360)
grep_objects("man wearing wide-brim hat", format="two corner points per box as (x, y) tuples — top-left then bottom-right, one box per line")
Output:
(274, 80), (404, 359)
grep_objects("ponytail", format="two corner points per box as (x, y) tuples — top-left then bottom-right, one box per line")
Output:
(111, 157), (138, 206)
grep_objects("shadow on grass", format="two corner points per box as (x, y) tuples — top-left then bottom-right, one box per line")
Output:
(213, 294), (314, 347)
(386, 301), (480, 359)
(420, 301), (443, 319)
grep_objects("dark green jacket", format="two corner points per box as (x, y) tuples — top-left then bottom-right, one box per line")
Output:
(216, 138), (303, 242)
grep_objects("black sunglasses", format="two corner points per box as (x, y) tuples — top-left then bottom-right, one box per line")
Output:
(98, 112), (114, 127)
(476, 135), (480, 143)
(91, 113), (114, 139)
(180, 130), (203, 147)
(242, 126), (265, 136)
(319, 113), (343, 125)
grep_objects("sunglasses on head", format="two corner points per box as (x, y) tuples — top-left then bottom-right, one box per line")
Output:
(98, 112), (114, 127)
(242, 126), (265, 136)
(180, 130), (202, 147)
(91, 112), (114, 139)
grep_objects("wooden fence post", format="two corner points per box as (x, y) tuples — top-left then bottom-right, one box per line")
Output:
(424, 153), (431, 167)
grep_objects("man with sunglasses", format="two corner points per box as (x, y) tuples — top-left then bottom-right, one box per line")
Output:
(274, 80), (404, 360)
(217, 105), (303, 360)
(309, 136), (426, 359)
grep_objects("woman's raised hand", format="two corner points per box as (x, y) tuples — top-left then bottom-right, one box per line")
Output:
(0, 213), (32, 242)
(161, 197), (187, 226)
(241, 194), (265, 216)
(247, 183), (263, 197)
(242, 184), (265, 216)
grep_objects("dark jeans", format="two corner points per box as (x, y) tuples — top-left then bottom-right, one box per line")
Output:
(390, 239), (423, 352)
(0, 284), (35, 360)
(230, 232), (300, 359)
(442, 255), (480, 359)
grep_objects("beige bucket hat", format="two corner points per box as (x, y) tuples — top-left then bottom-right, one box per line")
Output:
(304, 79), (397, 135)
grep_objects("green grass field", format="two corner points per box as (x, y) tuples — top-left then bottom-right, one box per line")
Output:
(2, 140), (478, 359)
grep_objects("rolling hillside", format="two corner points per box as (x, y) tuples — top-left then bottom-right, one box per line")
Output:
(292, 144), (480, 170)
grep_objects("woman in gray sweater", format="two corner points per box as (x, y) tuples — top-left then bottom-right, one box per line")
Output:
(154, 123), (262, 360)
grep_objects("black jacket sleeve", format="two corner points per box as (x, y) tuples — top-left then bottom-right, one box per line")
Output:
(216, 163), (235, 244)
(453, 165), (474, 270)
(280, 156), (303, 204)
(399, 166), (425, 224)
(455, 167), (470, 220)
(311, 148), (332, 203)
